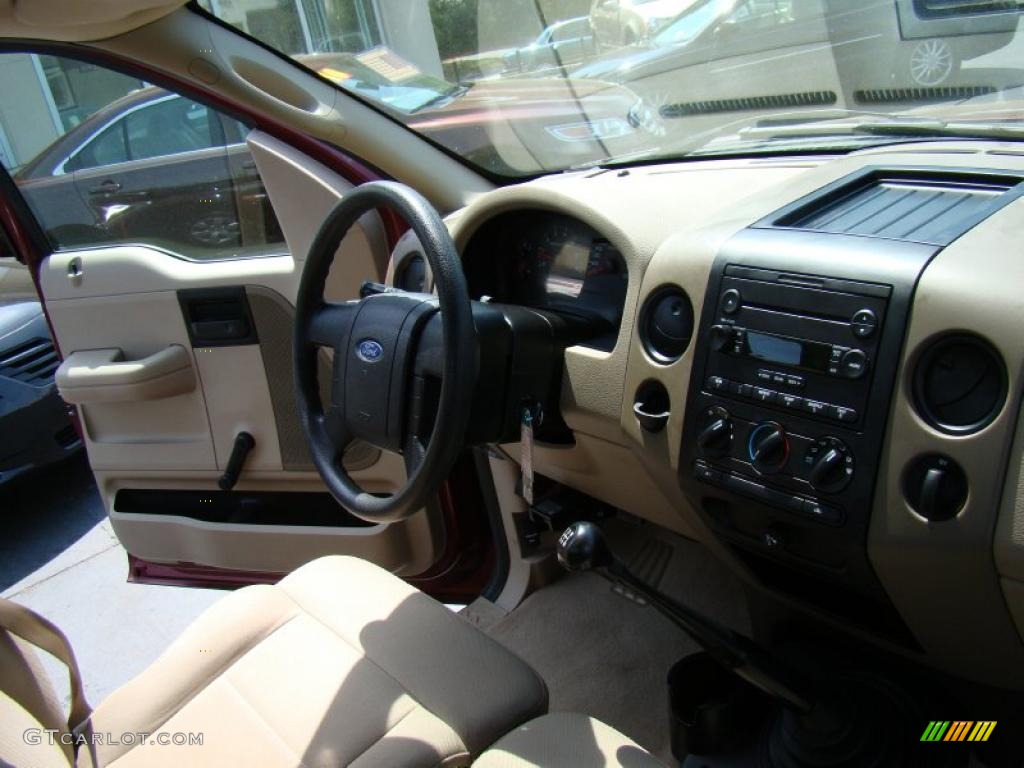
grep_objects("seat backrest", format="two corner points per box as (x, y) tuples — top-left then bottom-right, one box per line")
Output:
(0, 628), (73, 767)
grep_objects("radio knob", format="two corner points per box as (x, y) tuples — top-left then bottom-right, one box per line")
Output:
(697, 407), (733, 458)
(807, 437), (854, 493)
(840, 349), (868, 379)
(708, 324), (733, 352)
(748, 422), (789, 474)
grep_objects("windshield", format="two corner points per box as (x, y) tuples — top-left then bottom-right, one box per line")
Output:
(654, 0), (735, 46)
(201, 0), (1024, 178)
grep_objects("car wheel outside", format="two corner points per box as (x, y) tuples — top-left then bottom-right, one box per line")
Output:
(189, 214), (241, 246)
(906, 38), (958, 87)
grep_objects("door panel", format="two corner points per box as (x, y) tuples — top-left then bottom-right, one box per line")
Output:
(45, 289), (214, 468)
(37, 130), (440, 577)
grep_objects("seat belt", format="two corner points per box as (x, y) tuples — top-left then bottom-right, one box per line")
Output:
(0, 597), (92, 735)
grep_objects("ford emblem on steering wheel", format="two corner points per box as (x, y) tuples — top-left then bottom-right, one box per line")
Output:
(356, 339), (384, 362)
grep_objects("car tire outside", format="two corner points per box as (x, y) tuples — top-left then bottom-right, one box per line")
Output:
(905, 38), (959, 87)
(189, 214), (241, 247)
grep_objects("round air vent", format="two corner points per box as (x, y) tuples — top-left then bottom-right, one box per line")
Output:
(640, 287), (693, 364)
(913, 333), (1007, 434)
(395, 253), (427, 293)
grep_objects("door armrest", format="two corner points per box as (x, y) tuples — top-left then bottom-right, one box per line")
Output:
(56, 345), (195, 404)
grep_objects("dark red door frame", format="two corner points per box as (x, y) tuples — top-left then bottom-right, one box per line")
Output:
(0, 37), (495, 597)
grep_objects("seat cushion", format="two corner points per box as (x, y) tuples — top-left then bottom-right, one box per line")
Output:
(474, 713), (666, 768)
(79, 556), (547, 768)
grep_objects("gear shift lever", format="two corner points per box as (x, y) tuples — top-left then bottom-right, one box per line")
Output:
(558, 521), (815, 715)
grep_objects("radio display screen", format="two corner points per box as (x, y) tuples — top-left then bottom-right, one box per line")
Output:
(746, 331), (831, 372)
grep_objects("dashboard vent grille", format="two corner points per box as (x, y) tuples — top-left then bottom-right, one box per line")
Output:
(660, 91), (836, 118)
(854, 85), (996, 105)
(0, 338), (60, 386)
(771, 169), (1021, 246)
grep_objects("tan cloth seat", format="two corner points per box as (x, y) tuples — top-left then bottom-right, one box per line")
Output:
(1, 556), (548, 768)
(474, 713), (667, 768)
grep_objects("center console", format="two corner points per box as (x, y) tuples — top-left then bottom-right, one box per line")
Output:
(676, 167), (1011, 638)
(694, 266), (889, 528)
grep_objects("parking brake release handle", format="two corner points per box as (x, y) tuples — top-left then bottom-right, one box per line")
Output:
(219, 432), (255, 491)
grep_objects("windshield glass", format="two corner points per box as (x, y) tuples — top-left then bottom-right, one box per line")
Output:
(201, 0), (1024, 178)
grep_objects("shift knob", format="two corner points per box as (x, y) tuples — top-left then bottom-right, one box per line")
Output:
(557, 521), (612, 572)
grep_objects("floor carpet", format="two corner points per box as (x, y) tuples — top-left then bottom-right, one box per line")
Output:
(486, 520), (749, 763)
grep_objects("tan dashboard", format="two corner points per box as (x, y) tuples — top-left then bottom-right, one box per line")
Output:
(392, 141), (1024, 690)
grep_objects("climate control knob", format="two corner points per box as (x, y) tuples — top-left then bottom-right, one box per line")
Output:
(697, 407), (733, 458)
(748, 422), (789, 474)
(805, 437), (854, 493)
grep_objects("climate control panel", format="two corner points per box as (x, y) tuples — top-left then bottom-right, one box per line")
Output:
(691, 407), (852, 527)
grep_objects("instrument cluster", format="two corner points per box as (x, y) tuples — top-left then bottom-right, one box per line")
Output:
(462, 210), (628, 346)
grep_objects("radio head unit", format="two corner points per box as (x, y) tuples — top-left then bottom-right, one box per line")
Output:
(703, 266), (888, 429)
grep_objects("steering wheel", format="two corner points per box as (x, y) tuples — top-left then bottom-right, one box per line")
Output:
(293, 182), (477, 523)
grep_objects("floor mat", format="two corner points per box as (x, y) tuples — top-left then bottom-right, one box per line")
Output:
(486, 523), (749, 763)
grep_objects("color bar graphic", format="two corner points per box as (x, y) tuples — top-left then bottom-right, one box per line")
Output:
(921, 721), (949, 741)
(921, 721), (996, 742)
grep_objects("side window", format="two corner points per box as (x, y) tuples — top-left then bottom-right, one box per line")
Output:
(64, 122), (128, 172)
(124, 97), (220, 161)
(551, 23), (582, 43)
(1, 52), (285, 260)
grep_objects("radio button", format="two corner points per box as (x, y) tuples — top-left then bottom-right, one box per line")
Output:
(784, 375), (805, 390)
(829, 405), (858, 423)
(756, 369), (772, 383)
(803, 399), (828, 416)
(840, 349), (868, 379)
(707, 376), (729, 393)
(770, 372), (787, 386)
(721, 289), (741, 315)
(779, 394), (804, 410)
(851, 309), (877, 338)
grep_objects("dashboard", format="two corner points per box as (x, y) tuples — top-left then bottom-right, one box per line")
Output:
(390, 141), (1024, 692)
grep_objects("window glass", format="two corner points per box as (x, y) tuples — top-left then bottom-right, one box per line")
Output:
(551, 20), (587, 41)
(65, 123), (128, 171)
(203, 0), (1024, 178)
(915, 0), (1022, 16)
(1, 53), (285, 260)
(124, 97), (219, 161)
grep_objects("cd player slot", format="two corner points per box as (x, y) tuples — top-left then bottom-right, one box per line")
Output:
(722, 277), (887, 325)
(739, 307), (850, 345)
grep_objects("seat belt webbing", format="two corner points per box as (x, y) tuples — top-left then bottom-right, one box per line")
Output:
(0, 597), (92, 734)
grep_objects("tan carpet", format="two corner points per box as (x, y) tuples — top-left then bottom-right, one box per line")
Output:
(486, 520), (749, 763)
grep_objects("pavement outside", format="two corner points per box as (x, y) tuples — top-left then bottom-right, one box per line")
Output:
(1, 453), (222, 709)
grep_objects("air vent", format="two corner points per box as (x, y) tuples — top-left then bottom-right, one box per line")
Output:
(771, 168), (1022, 246)
(913, 334), (1007, 434)
(0, 338), (60, 386)
(640, 286), (693, 364)
(854, 85), (995, 105)
(660, 91), (836, 118)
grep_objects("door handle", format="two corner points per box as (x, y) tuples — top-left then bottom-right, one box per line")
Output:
(88, 180), (122, 195)
(56, 345), (195, 404)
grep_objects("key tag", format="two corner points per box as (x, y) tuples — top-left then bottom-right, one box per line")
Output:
(520, 405), (536, 505)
